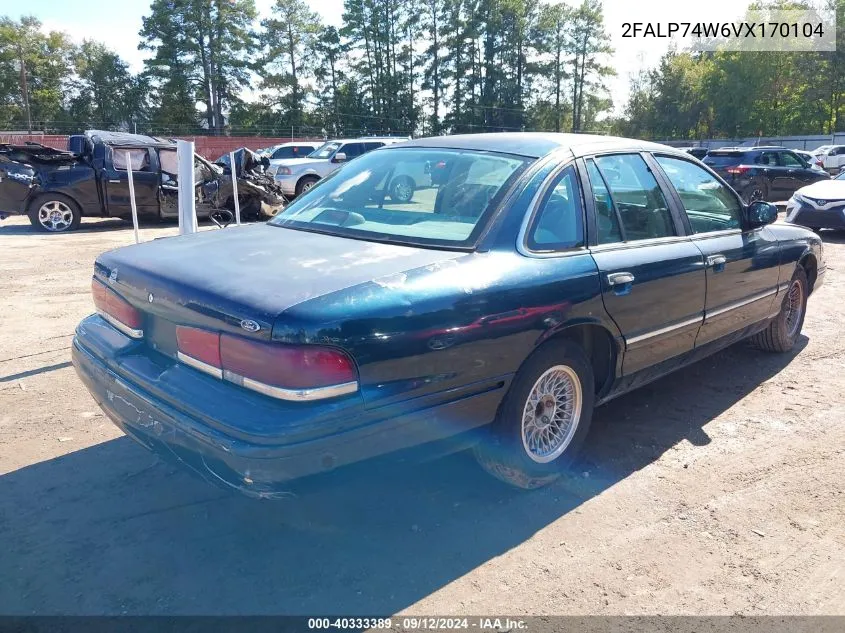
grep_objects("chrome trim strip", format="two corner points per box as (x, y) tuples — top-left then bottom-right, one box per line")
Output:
(97, 310), (143, 339)
(706, 288), (777, 320)
(777, 282), (790, 293)
(222, 369), (358, 401)
(627, 315), (703, 346)
(177, 352), (223, 379)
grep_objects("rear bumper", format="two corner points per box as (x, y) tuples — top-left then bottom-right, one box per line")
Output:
(72, 325), (501, 497)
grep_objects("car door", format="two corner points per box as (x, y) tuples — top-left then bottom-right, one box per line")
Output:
(103, 147), (160, 217)
(652, 154), (781, 347)
(583, 153), (706, 375)
(751, 150), (785, 199)
(778, 150), (819, 195)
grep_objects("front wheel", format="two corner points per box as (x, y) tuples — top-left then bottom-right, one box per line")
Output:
(474, 340), (595, 489)
(748, 267), (808, 353)
(389, 176), (415, 203)
(295, 176), (319, 197)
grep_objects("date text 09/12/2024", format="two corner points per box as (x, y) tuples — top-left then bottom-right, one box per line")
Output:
(621, 21), (825, 39)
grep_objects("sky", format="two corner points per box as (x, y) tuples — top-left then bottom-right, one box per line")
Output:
(10, 0), (764, 116)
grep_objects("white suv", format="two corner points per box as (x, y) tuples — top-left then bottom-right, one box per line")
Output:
(269, 137), (409, 197)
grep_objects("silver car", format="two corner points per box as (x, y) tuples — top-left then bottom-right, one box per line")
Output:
(270, 137), (409, 197)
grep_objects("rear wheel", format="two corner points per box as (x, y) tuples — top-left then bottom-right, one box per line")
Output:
(741, 182), (768, 204)
(295, 176), (319, 197)
(749, 267), (808, 353)
(474, 341), (595, 489)
(28, 194), (82, 233)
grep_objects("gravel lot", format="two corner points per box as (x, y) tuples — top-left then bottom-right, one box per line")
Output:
(0, 214), (843, 616)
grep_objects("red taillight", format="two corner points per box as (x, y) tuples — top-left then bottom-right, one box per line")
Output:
(726, 166), (750, 175)
(92, 278), (143, 338)
(174, 326), (357, 400)
(176, 326), (221, 372)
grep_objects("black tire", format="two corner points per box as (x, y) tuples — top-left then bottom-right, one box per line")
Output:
(295, 176), (320, 197)
(473, 340), (596, 489)
(27, 193), (82, 232)
(749, 267), (808, 353)
(740, 182), (768, 204)
(389, 175), (415, 203)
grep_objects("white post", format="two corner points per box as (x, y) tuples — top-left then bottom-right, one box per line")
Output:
(176, 139), (198, 234)
(125, 151), (140, 244)
(229, 150), (241, 226)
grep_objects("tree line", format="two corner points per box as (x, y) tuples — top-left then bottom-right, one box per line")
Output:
(0, 0), (614, 138)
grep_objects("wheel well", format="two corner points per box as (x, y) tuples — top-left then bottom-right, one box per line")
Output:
(297, 174), (319, 187)
(549, 324), (617, 397)
(27, 191), (81, 215)
(799, 253), (818, 293)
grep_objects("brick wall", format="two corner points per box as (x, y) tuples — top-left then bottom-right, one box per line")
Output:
(0, 134), (321, 158)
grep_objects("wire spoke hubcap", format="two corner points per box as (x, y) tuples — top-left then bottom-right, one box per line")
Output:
(38, 201), (73, 231)
(784, 279), (804, 338)
(521, 365), (582, 464)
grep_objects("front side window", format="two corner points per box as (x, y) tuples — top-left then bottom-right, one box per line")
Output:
(159, 149), (178, 175)
(527, 165), (584, 251)
(272, 146), (297, 159)
(655, 155), (742, 233)
(779, 152), (803, 168)
(270, 148), (530, 248)
(309, 142), (341, 159)
(340, 143), (365, 158)
(591, 153), (676, 242)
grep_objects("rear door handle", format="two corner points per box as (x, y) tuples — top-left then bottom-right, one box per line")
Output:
(607, 272), (635, 286)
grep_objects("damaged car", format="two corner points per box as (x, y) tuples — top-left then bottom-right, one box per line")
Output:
(0, 130), (287, 232)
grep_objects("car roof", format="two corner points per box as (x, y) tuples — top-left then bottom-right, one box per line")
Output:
(397, 132), (677, 159)
(85, 129), (175, 149)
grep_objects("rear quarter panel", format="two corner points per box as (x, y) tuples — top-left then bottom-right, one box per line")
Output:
(272, 250), (612, 410)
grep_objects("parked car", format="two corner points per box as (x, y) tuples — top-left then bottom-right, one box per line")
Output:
(811, 145), (845, 175)
(794, 150), (827, 174)
(0, 130), (287, 232)
(677, 146), (709, 159)
(703, 146), (830, 203)
(72, 132), (824, 495)
(785, 170), (845, 231)
(269, 137), (409, 198)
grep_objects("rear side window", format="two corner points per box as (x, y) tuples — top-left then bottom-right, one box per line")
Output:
(113, 148), (150, 172)
(590, 154), (676, 242)
(655, 155), (742, 233)
(586, 160), (622, 244)
(779, 152), (803, 167)
(527, 165), (584, 251)
(754, 151), (778, 166)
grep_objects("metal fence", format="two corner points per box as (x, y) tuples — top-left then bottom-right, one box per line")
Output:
(658, 134), (845, 151)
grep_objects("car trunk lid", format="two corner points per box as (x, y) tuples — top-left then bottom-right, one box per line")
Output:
(93, 223), (463, 358)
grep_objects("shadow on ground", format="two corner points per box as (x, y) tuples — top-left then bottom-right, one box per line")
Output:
(0, 338), (806, 615)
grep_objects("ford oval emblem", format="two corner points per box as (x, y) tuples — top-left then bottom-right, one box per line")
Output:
(240, 319), (261, 333)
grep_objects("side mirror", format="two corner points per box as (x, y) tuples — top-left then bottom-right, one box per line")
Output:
(746, 200), (778, 228)
(332, 152), (347, 163)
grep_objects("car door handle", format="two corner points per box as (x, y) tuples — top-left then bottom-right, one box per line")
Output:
(108, 179), (121, 183)
(706, 254), (727, 271)
(607, 272), (635, 286)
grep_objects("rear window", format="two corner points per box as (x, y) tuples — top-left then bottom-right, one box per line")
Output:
(270, 147), (530, 248)
(703, 151), (747, 166)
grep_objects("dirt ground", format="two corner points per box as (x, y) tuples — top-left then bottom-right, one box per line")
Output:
(0, 213), (843, 616)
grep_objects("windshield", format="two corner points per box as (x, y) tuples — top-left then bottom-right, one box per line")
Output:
(835, 171), (845, 181)
(269, 147), (530, 248)
(308, 142), (342, 159)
